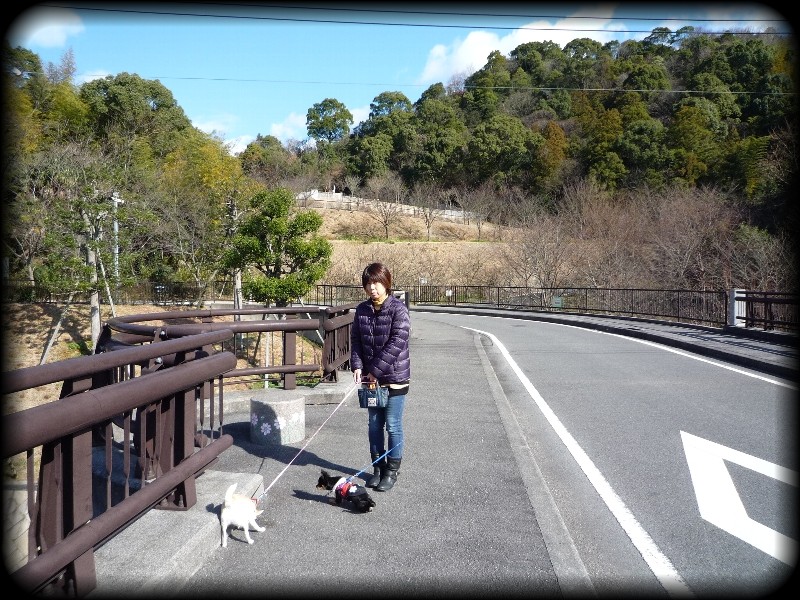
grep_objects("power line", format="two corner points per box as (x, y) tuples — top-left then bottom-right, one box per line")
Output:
(46, 3), (793, 34)
(138, 76), (796, 96)
(182, 2), (790, 23)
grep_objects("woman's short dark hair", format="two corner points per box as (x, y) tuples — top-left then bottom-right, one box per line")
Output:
(362, 262), (392, 291)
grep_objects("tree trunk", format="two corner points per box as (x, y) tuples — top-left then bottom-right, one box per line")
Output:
(82, 209), (102, 352)
(234, 268), (243, 312)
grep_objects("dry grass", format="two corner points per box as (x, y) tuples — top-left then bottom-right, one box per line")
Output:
(312, 204), (496, 242)
(2, 303), (181, 414)
(316, 206), (512, 286)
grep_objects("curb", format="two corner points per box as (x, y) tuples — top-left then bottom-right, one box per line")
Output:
(90, 471), (263, 598)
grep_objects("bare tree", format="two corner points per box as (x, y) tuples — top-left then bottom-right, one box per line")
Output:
(711, 218), (796, 292)
(278, 173), (319, 207)
(501, 213), (576, 303)
(410, 180), (445, 241)
(568, 190), (654, 288)
(364, 172), (406, 240)
(14, 140), (116, 350)
(456, 182), (493, 240)
(503, 186), (547, 227)
(343, 174), (362, 211)
(648, 186), (737, 290)
(555, 178), (610, 239)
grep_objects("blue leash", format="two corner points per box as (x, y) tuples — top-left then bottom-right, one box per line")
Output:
(346, 442), (402, 483)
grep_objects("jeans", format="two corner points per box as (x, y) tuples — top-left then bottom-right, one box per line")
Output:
(368, 393), (405, 460)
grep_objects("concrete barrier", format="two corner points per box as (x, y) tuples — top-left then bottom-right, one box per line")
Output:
(249, 394), (305, 445)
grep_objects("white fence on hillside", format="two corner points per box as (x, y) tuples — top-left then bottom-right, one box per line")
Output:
(295, 189), (469, 223)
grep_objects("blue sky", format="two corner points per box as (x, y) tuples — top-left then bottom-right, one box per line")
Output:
(6, 2), (791, 155)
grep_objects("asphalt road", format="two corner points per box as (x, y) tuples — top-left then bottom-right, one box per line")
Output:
(423, 311), (797, 598)
(162, 310), (797, 599)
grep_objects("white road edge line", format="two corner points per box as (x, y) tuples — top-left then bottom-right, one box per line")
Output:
(471, 333), (598, 598)
(463, 326), (695, 598)
(471, 315), (796, 390)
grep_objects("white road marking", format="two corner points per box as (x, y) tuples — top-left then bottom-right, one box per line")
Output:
(454, 313), (797, 390)
(579, 327), (797, 390)
(681, 431), (798, 566)
(464, 326), (694, 598)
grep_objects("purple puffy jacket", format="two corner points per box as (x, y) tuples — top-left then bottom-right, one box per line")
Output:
(350, 294), (411, 384)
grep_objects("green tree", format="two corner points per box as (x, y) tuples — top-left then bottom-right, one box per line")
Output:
(368, 91), (412, 118)
(723, 135), (770, 200)
(222, 188), (332, 305)
(159, 130), (259, 305)
(562, 38), (606, 89)
(616, 117), (671, 189)
(3, 42), (49, 110)
(240, 134), (296, 187)
(349, 92), (415, 178)
(620, 56), (671, 102)
(535, 121), (569, 193)
(306, 98), (353, 144)
(415, 82), (447, 106)
(465, 113), (542, 186)
(349, 132), (393, 180)
(667, 104), (719, 186)
(408, 97), (467, 185)
(80, 72), (192, 158)
(573, 95), (627, 189)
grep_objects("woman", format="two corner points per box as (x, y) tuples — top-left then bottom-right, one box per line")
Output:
(350, 262), (411, 492)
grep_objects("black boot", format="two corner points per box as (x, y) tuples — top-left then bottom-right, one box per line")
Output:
(375, 458), (401, 492)
(366, 454), (384, 488)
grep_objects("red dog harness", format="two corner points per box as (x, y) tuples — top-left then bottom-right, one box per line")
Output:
(336, 480), (354, 496)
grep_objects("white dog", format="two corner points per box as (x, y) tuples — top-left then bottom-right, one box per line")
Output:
(220, 483), (265, 547)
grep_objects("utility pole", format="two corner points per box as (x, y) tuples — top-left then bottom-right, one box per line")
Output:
(111, 192), (124, 282)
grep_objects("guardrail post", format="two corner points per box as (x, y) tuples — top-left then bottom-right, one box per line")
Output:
(728, 288), (746, 327)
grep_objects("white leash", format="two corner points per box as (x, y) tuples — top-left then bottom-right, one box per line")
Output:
(255, 381), (358, 504)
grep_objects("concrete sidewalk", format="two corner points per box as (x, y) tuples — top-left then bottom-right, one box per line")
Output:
(87, 309), (796, 598)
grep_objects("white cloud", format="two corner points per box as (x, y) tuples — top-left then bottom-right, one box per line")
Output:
(6, 6), (84, 48)
(76, 69), (111, 85)
(350, 105), (370, 129)
(194, 114), (238, 138)
(223, 135), (253, 156)
(269, 112), (307, 144)
(415, 10), (628, 87)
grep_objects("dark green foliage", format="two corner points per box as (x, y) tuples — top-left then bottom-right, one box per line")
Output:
(222, 188), (332, 306)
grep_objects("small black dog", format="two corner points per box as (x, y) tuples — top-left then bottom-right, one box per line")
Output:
(316, 469), (376, 513)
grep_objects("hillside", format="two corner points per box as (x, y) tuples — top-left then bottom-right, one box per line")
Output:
(312, 205), (511, 287)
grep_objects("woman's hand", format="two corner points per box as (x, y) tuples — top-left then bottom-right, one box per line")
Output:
(353, 368), (362, 384)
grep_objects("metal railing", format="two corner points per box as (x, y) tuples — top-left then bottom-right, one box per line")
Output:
(732, 290), (799, 331)
(2, 305), (358, 596)
(100, 304), (358, 388)
(310, 285), (800, 332)
(2, 331), (236, 595)
(6, 280), (797, 332)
